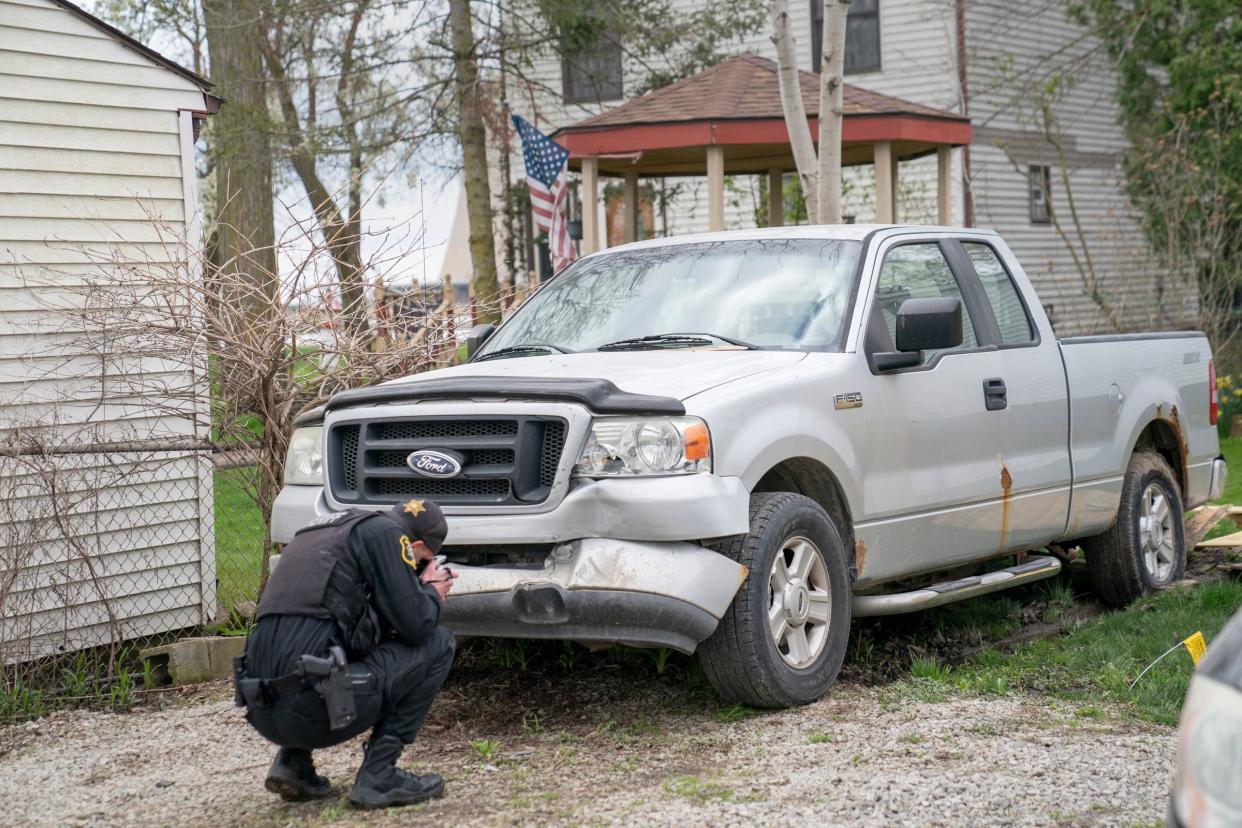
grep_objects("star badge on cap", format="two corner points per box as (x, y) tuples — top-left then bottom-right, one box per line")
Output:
(403, 499), (427, 517)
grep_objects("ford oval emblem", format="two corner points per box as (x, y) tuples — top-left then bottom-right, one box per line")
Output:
(405, 449), (463, 478)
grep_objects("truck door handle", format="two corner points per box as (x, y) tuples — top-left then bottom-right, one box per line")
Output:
(983, 378), (1007, 411)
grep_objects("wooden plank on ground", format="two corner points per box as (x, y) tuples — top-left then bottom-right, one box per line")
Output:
(1186, 504), (1233, 548)
(1197, 529), (1242, 548)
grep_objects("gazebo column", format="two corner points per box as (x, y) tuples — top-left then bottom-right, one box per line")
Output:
(581, 156), (600, 253)
(707, 144), (725, 231)
(874, 141), (894, 224)
(891, 153), (900, 223)
(623, 170), (639, 242)
(768, 168), (784, 227)
(937, 146), (952, 225)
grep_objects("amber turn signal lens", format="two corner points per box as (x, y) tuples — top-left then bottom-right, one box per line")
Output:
(683, 423), (710, 461)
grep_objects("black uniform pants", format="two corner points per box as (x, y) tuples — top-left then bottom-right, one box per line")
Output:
(247, 627), (455, 751)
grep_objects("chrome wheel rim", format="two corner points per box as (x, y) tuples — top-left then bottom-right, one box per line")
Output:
(768, 536), (832, 668)
(1138, 482), (1176, 582)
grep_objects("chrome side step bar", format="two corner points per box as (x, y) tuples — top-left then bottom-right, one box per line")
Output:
(852, 555), (1062, 617)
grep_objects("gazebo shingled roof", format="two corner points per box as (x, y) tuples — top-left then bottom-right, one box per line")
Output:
(552, 53), (972, 248)
(553, 53), (971, 176)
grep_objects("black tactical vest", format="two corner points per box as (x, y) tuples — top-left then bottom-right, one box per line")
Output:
(257, 510), (383, 657)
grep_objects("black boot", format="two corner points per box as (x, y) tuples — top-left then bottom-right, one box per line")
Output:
(264, 747), (332, 801)
(348, 735), (444, 809)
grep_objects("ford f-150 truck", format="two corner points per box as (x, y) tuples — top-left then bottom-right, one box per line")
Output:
(274, 225), (1226, 708)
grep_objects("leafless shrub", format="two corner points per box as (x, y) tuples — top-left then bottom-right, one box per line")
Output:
(5, 185), (534, 646)
(1126, 91), (1242, 356)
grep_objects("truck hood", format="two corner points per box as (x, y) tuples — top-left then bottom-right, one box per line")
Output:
(385, 350), (808, 401)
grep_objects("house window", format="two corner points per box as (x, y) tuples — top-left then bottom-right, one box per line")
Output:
(811, 0), (881, 74)
(562, 32), (622, 103)
(1029, 165), (1052, 224)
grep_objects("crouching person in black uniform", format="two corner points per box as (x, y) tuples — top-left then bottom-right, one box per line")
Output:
(234, 498), (458, 809)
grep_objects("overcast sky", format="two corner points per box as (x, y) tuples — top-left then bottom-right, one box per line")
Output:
(86, 1), (461, 290)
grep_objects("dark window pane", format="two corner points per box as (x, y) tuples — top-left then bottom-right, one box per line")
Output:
(563, 37), (622, 103)
(1029, 165), (1051, 224)
(874, 242), (977, 361)
(963, 242), (1035, 344)
(845, 13), (881, 72)
(811, 0), (880, 73)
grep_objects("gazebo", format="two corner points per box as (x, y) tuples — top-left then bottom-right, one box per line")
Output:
(553, 53), (972, 253)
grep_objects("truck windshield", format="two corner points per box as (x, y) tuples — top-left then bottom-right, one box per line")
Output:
(478, 238), (863, 356)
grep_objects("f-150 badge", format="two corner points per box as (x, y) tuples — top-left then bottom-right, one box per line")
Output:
(834, 392), (863, 410)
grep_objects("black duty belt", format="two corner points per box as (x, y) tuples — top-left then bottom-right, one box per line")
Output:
(233, 648), (357, 730)
(234, 661), (312, 707)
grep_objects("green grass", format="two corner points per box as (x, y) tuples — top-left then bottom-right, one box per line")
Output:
(713, 703), (760, 723)
(662, 775), (738, 805)
(1202, 436), (1242, 540)
(1216, 437), (1242, 504)
(469, 738), (501, 761)
(892, 581), (1242, 725)
(213, 467), (267, 612)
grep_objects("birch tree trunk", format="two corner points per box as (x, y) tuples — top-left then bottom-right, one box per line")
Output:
(817, 0), (850, 224)
(769, 0), (820, 222)
(449, 0), (501, 323)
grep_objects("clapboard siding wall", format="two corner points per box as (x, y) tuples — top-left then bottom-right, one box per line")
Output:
(0, 0), (216, 658)
(509, 0), (1187, 335)
(967, 2), (1195, 333)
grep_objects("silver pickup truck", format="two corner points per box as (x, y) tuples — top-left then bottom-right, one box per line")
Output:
(274, 225), (1226, 707)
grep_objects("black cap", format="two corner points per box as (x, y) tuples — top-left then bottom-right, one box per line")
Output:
(388, 499), (448, 553)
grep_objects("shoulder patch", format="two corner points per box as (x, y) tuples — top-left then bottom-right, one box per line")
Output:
(399, 535), (419, 571)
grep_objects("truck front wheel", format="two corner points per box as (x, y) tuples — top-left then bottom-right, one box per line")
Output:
(1083, 451), (1186, 607)
(697, 492), (852, 708)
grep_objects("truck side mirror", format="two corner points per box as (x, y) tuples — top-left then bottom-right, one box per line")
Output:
(895, 297), (962, 352)
(465, 323), (496, 359)
(873, 297), (963, 372)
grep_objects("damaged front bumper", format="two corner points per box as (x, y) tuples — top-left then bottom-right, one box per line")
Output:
(439, 538), (749, 654)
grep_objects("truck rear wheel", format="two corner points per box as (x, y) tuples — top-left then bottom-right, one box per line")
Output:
(1083, 451), (1185, 607)
(697, 492), (852, 708)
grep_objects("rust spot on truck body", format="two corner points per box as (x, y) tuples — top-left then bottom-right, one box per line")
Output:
(854, 540), (867, 577)
(1153, 404), (1190, 492)
(1169, 405), (1190, 490)
(999, 462), (1013, 551)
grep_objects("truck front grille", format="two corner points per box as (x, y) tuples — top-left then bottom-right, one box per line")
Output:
(328, 416), (570, 507)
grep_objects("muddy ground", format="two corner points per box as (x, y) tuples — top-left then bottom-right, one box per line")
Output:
(0, 649), (1174, 828)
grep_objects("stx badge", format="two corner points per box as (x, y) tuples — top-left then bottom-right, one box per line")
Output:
(833, 391), (863, 410)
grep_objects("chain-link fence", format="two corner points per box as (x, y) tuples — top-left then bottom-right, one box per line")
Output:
(0, 439), (342, 721)
(0, 281), (537, 722)
(0, 440), (207, 718)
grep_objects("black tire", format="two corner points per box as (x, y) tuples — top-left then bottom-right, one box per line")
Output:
(697, 492), (852, 708)
(1082, 451), (1185, 607)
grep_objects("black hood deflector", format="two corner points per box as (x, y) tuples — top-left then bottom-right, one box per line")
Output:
(296, 376), (685, 426)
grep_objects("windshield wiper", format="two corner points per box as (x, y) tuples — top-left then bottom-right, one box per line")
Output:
(474, 344), (572, 362)
(596, 332), (759, 351)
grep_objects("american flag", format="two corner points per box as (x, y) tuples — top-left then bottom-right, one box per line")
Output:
(512, 114), (576, 272)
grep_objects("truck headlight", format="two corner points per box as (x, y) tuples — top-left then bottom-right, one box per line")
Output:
(284, 426), (324, 485)
(574, 417), (711, 477)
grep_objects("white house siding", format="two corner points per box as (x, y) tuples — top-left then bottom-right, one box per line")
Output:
(502, 0), (1186, 336)
(963, 1), (1190, 334)
(504, 0), (963, 243)
(0, 0), (215, 658)
(827, 0), (963, 226)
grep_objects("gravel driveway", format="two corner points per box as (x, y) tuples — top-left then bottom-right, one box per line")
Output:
(0, 662), (1174, 828)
